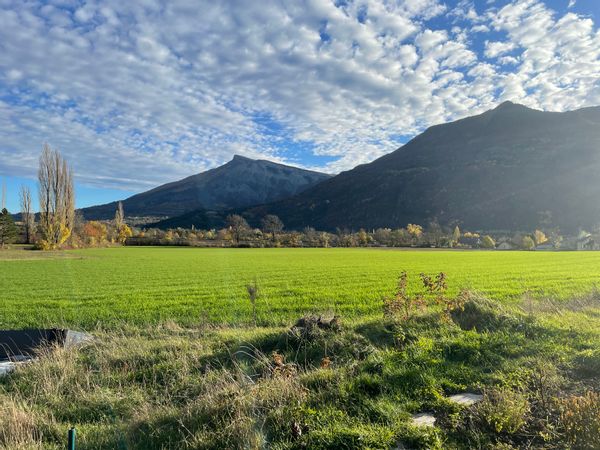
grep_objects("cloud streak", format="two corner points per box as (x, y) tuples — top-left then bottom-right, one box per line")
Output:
(0, 0), (599, 192)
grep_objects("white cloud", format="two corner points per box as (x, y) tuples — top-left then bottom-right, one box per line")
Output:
(471, 24), (490, 33)
(488, 0), (600, 110)
(484, 40), (516, 58)
(0, 0), (598, 194)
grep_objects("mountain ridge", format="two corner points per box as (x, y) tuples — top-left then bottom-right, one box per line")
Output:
(235, 102), (600, 232)
(80, 155), (331, 220)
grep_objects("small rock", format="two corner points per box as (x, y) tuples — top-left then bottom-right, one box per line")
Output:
(0, 356), (32, 377)
(411, 412), (436, 427)
(0, 361), (16, 377)
(64, 330), (94, 348)
(447, 392), (483, 406)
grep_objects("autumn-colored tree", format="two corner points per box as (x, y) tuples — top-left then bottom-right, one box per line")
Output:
(117, 224), (133, 244)
(83, 221), (107, 246)
(287, 232), (302, 247)
(358, 229), (368, 246)
(533, 229), (548, 245)
(406, 223), (423, 245)
(37, 144), (75, 249)
(216, 228), (231, 241)
(452, 226), (461, 246)
(480, 235), (496, 249)
(407, 223), (423, 237)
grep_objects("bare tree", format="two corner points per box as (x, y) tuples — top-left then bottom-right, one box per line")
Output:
(261, 214), (284, 244)
(19, 185), (35, 244)
(37, 143), (75, 248)
(38, 144), (52, 235)
(63, 159), (75, 232)
(114, 201), (125, 230)
(226, 214), (249, 245)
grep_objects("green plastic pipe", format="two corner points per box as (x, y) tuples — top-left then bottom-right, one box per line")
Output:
(68, 427), (76, 450)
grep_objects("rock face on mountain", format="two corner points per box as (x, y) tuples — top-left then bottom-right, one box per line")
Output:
(80, 155), (330, 220)
(242, 102), (600, 232)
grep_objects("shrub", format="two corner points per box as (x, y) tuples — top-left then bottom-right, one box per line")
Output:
(560, 391), (600, 450)
(472, 388), (529, 435)
(521, 236), (535, 251)
(481, 235), (496, 249)
(383, 272), (463, 322)
(83, 221), (107, 245)
(383, 271), (426, 321)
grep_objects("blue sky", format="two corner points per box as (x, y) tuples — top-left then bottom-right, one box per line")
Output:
(1, 0), (599, 212)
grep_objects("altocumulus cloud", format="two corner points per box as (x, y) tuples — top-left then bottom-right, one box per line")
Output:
(0, 0), (599, 191)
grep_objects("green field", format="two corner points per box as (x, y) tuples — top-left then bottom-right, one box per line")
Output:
(2, 247), (600, 449)
(1, 247), (599, 328)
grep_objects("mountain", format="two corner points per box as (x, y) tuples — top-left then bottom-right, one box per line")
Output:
(240, 102), (600, 232)
(151, 208), (225, 230)
(80, 155), (330, 220)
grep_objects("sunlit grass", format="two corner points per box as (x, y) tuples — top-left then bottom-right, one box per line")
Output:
(1, 247), (599, 329)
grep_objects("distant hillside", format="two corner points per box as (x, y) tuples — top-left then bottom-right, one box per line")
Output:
(241, 102), (600, 232)
(151, 209), (225, 230)
(80, 155), (330, 220)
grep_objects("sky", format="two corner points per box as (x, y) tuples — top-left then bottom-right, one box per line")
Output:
(1, 0), (599, 212)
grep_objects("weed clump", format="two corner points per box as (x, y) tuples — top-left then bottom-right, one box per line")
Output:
(474, 388), (530, 435)
(560, 391), (600, 450)
(246, 279), (260, 326)
(383, 272), (465, 323)
(291, 314), (341, 339)
(285, 315), (373, 368)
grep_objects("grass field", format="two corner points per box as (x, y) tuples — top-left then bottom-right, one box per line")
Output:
(1, 247), (600, 328)
(1, 246), (600, 449)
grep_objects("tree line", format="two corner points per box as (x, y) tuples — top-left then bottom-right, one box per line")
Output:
(128, 215), (559, 250)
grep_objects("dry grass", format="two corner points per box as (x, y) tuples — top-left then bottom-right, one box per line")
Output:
(520, 286), (600, 314)
(0, 398), (47, 449)
(0, 326), (308, 449)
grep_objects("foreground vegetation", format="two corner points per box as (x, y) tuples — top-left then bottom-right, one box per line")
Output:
(3, 247), (600, 328)
(1, 247), (599, 448)
(1, 292), (599, 449)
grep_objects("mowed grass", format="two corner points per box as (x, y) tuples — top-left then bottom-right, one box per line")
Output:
(1, 247), (600, 329)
